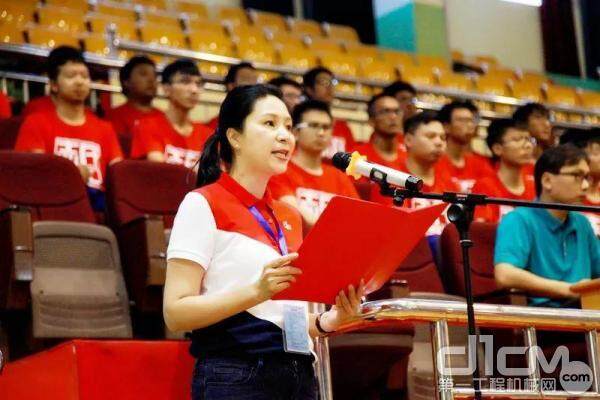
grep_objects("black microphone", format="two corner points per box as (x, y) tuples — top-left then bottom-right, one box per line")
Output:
(332, 151), (423, 191)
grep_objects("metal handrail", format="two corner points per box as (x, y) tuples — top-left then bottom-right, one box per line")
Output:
(315, 298), (600, 400)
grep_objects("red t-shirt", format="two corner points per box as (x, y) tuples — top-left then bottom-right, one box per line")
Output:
(583, 196), (600, 236)
(22, 96), (55, 117)
(471, 171), (536, 223)
(14, 109), (123, 190)
(350, 139), (407, 170)
(105, 102), (164, 138)
(131, 113), (211, 169)
(437, 152), (494, 193)
(322, 119), (357, 159)
(0, 92), (11, 119)
(269, 160), (359, 219)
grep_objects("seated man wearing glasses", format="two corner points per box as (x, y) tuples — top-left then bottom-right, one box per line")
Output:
(269, 100), (358, 230)
(494, 144), (600, 307)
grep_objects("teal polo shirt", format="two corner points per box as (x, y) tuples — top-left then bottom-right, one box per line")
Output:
(494, 207), (600, 307)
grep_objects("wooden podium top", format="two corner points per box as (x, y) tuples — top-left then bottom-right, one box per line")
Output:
(571, 278), (600, 294)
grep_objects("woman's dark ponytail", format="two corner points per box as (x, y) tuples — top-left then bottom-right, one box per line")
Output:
(195, 84), (283, 188)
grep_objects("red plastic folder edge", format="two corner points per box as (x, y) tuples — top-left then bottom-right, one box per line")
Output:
(273, 196), (446, 304)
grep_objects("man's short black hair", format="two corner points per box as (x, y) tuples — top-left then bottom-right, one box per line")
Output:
(47, 45), (86, 81)
(559, 127), (600, 148)
(302, 67), (334, 90)
(382, 80), (417, 97)
(367, 93), (397, 118)
(534, 143), (588, 196)
(403, 111), (440, 135)
(161, 58), (201, 84)
(438, 100), (479, 124)
(513, 102), (549, 129)
(292, 99), (331, 127)
(268, 76), (302, 91)
(224, 62), (256, 85)
(485, 118), (519, 159)
(120, 55), (156, 93)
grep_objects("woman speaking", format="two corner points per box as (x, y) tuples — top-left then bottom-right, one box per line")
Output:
(163, 84), (364, 400)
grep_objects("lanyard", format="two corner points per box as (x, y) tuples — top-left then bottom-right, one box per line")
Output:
(248, 205), (288, 255)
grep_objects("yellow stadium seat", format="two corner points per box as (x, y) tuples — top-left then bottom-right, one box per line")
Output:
(37, 6), (86, 34)
(511, 81), (543, 102)
(269, 29), (304, 48)
(94, 4), (137, 21)
(307, 37), (344, 56)
(186, 17), (223, 35)
(325, 22), (359, 43)
(0, 3), (36, 27)
(142, 12), (182, 31)
(87, 15), (138, 40)
(217, 7), (248, 28)
(476, 75), (511, 97)
(399, 65), (435, 86)
(451, 50), (464, 62)
(276, 43), (318, 70)
(517, 70), (549, 86)
(189, 29), (235, 76)
(485, 68), (517, 83)
(320, 53), (359, 93)
(360, 60), (397, 83)
(236, 38), (276, 64)
(27, 25), (80, 48)
(545, 85), (578, 107)
(288, 18), (322, 38)
(249, 10), (287, 32)
(81, 33), (131, 59)
(228, 24), (266, 45)
(173, 1), (208, 18)
(473, 54), (498, 69)
(344, 42), (380, 67)
(380, 49), (414, 70)
(415, 54), (450, 72)
(579, 90), (600, 110)
(437, 72), (473, 92)
(136, 0), (167, 11)
(44, 0), (90, 12)
(0, 23), (25, 44)
(140, 24), (187, 48)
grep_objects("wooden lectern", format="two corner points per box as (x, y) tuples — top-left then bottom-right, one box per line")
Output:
(571, 278), (600, 310)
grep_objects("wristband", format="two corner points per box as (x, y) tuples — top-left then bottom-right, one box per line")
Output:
(316, 312), (334, 334)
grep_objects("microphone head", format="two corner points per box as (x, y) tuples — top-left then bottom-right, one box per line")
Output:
(405, 175), (424, 192)
(331, 152), (351, 171)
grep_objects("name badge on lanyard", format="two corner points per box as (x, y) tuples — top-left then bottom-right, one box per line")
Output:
(248, 205), (310, 354)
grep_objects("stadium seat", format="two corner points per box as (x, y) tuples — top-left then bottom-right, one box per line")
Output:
(276, 42), (318, 70)
(228, 24), (267, 46)
(289, 18), (322, 38)
(36, 6), (86, 34)
(188, 29), (235, 76)
(380, 49), (415, 70)
(579, 90), (600, 110)
(26, 26), (81, 49)
(344, 42), (380, 67)
(473, 54), (499, 70)
(319, 53), (359, 93)
(0, 3), (36, 28)
(475, 75), (512, 112)
(510, 81), (543, 102)
(186, 16), (223, 35)
(451, 49), (464, 62)
(414, 54), (450, 73)
(216, 6), (248, 28)
(248, 9), (287, 32)
(139, 24), (187, 49)
(0, 24), (25, 45)
(81, 33), (131, 59)
(517, 70), (549, 86)
(485, 68), (517, 82)
(308, 37), (345, 56)
(236, 37), (276, 64)
(141, 12), (183, 32)
(268, 29), (305, 49)
(44, 0), (90, 12)
(86, 15), (138, 40)
(136, 0), (168, 11)
(105, 160), (196, 313)
(545, 85), (578, 107)
(173, 1), (209, 19)
(94, 3), (138, 21)
(399, 65), (435, 86)
(324, 22), (360, 43)
(360, 59), (397, 84)
(437, 72), (474, 92)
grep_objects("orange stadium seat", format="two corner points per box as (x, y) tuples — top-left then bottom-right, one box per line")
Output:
(438, 72), (473, 92)
(289, 18), (322, 38)
(380, 49), (415, 70)
(86, 15), (138, 40)
(44, 0), (90, 12)
(36, 6), (86, 34)
(217, 6), (249, 28)
(249, 10), (287, 32)
(344, 42), (380, 67)
(81, 33), (131, 59)
(0, 24), (25, 45)
(228, 24), (266, 45)
(173, 0), (209, 18)
(276, 42), (318, 70)
(517, 70), (549, 86)
(579, 90), (600, 110)
(94, 3), (138, 21)
(475, 75), (512, 113)
(186, 17), (223, 35)
(140, 24), (187, 48)
(189, 29), (235, 76)
(485, 68), (517, 83)
(511, 81), (543, 102)
(136, 0), (168, 11)
(545, 85), (578, 107)
(0, 3), (36, 27)
(325, 22), (359, 43)
(142, 12), (183, 31)
(308, 37), (345, 56)
(27, 25), (81, 48)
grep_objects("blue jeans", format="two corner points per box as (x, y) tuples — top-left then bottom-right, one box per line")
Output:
(191, 354), (318, 400)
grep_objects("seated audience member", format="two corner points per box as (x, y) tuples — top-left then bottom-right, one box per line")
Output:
(131, 59), (211, 168)
(269, 100), (358, 229)
(0, 91), (11, 119)
(382, 80), (418, 123)
(352, 93), (406, 167)
(105, 55), (163, 156)
(303, 67), (356, 157)
(206, 62), (258, 130)
(437, 100), (494, 192)
(494, 144), (600, 307)
(513, 102), (554, 179)
(472, 119), (536, 223)
(560, 127), (600, 235)
(268, 76), (304, 112)
(15, 46), (122, 211)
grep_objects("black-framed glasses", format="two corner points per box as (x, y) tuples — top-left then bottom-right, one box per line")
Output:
(556, 172), (591, 183)
(502, 136), (537, 146)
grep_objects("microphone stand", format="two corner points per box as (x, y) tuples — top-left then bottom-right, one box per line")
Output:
(375, 178), (600, 400)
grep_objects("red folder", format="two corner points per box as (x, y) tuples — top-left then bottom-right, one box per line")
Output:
(273, 196), (447, 304)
